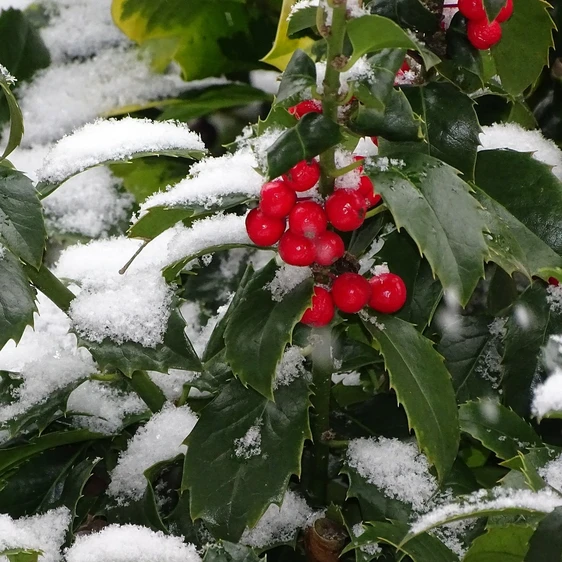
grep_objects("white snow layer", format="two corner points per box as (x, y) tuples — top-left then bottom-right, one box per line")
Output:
(479, 123), (562, 181)
(65, 524), (202, 562)
(0, 508), (70, 562)
(241, 490), (317, 548)
(347, 437), (438, 512)
(107, 404), (198, 502)
(37, 117), (204, 184)
(532, 368), (562, 419)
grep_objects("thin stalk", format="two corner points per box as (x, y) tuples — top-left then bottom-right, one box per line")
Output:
(127, 370), (167, 413)
(318, 0), (348, 197)
(310, 327), (333, 503)
(23, 263), (75, 313)
(365, 204), (388, 219)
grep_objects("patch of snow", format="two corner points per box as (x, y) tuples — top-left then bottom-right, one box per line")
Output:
(250, 70), (280, 95)
(65, 524), (201, 562)
(148, 370), (199, 401)
(539, 453), (562, 492)
(347, 437), (438, 512)
(532, 368), (562, 419)
(268, 263), (312, 302)
(37, 117), (204, 184)
(275, 346), (307, 388)
(0, 508), (70, 562)
(241, 490), (318, 548)
(479, 123), (562, 181)
(234, 419), (263, 459)
(67, 380), (147, 434)
(0, 63), (16, 85)
(108, 403), (198, 503)
(331, 371), (361, 386)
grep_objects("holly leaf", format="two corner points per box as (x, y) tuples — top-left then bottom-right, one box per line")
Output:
(365, 154), (487, 306)
(129, 194), (253, 240)
(490, 0), (554, 96)
(525, 507), (562, 562)
(344, 15), (441, 71)
(203, 542), (260, 562)
(265, 112), (341, 180)
(459, 399), (542, 460)
(0, 168), (46, 268)
(402, 82), (481, 180)
(0, 250), (36, 351)
(183, 378), (312, 541)
(81, 305), (202, 377)
(502, 283), (562, 416)
(368, 0), (439, 34)
(343, 520), (459, 562)
(224, 260), (313, 399)
(436, 314), (499, 403)
(462, 524), (534, 562)
(287, 6), (317, 37)
(361, 313), (459, 481)
(483, 0), (506, 20)
(276, 49), (317, 104)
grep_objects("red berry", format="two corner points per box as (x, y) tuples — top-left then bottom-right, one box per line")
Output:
(283, 160), (321, 192)
(325, 189), (367, 232)
(278, 231), (316, 266)
(458, 0), (486, 20)
(259, 180), (297, 218)
(288, 100), (323, 119)
(358, 175), (382, 208)
(353, 155), (365, 173)
(400, 60), (411, 72)
(245, 208), (285, 246)
(549, 277), (560, 286)
(332, 273), (372, 314)
(314, 231), (345, 266)
(288, 201), (328, 239)
(467, 19), (502, 49)
(368, 273), (407, 314)
(371, 136), (379, 146)
(496, 0), (513, 22)
(301, 286), (334, 327)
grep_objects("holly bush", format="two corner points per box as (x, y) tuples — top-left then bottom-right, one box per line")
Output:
(1, 0), (562, 560)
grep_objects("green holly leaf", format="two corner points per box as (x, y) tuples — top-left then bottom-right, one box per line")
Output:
(368, 0), (439, 34)
(525, 507), (562, 562)
(224, 260), (313, 399)
(344, 15), (440, 71)
(81, 305), (202, 377)
(349, 89), (422, 141)
(183, 378), (312, 541)
(459, 400), (542, 460)
(265, 113), (341, 180)
(502, 283), (562, 416)
(436, 315), (500, 403)
(343, 520), (458, 562)
(361, 313), (459, 481)
(287, 6), (317, 37)
(0, 250), (36, 351)
(483, 0), (507, 20)
(129, 194), (253, 240)
(351, 49), (406, 112)
(203, 542), (261, 562)
(462, 524), (535, 562)
(0, 168), (46, 268)
(5, 551), (40, 562)
(490, 0), (554, 96)
(402, 82), (481, 179)
(365, 154), (487, 306)
(475, 150), (562, 255)
(276, 49), (317, 104)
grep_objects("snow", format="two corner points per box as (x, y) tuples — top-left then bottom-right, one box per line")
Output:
(148, 370), (199, 401)
(0, 63), (15, 85)
(164, 213), (252, 268)
(409, 488), (562, 536)
(138, 150), (262, 215)
(532, 368), (562, 419)
(547, 284), (562, 313)
(274, 346), (307, 388)
(65, 524), (202, 562)
(107, 403), (198, 503)
(268, 263), (313, 302)
(250, 70), (280, 95)
(316, 57), (374, 95)
(0, 293), (97, 427)
(40, 0), (129, 63)
(240, 490), (318, 548)
(334, 148), (361, 190)
(234, 419), (263, 459)
(479, 123), (562, 181)
(354, 137), (379, 158)
(288, 0), (319, 20)
(539, 453), (562, 492)
(332, 371), (361, 386)
(352, 523), (383, 556)
(67, 380), (147, 434)
(0, 508), (70, 562)
(346, 437), (438, 512)
(37, 117), (205, 184)
(0, 0), (34, 9)
(15, 48), (188, 147)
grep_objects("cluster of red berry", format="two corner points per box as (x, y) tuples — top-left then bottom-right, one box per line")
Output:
(460, 0), (513, 50)
(245, 100), (407, 326)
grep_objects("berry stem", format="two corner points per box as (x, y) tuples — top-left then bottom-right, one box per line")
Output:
(23, 262), (75, 313)
(365, 204), (388, 219)
(318, 0), (348, 198)
(309, 327), (333, 503)
(127, 370), (167, 413)
(330, 159), (364, 178)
